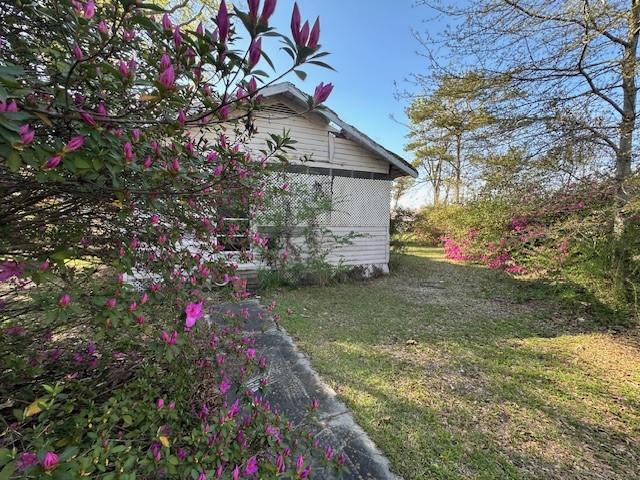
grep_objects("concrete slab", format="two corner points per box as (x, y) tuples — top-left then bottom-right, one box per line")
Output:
(209, 300), (401, 480)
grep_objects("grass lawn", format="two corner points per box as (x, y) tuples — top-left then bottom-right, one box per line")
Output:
(268, 247), (640, 479)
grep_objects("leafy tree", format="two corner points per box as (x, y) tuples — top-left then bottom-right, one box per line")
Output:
(406, 72), (493, 204)
(0, 0), (342, 477)
(417, 0), (639, 295)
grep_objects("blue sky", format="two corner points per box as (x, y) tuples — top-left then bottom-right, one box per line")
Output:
(263, 0), (425, 154)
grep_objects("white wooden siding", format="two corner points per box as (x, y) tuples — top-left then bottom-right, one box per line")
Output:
(244, 99), (390, 174)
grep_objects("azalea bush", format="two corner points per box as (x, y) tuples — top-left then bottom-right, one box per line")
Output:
(410, 178), (640, 319)
(0, 0), (344, 478)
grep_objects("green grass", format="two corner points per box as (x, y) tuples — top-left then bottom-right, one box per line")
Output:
(268, 247), (640, 479)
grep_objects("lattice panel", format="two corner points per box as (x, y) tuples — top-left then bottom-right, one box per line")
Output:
(258, 172), (391, 228)
(330, 176), (391, 227)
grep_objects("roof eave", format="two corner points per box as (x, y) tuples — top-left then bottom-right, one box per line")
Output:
(260, 83), (418, 179)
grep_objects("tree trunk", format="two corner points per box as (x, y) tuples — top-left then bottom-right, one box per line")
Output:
(612, 0), (639, 300)
(454, 134), (462, 203)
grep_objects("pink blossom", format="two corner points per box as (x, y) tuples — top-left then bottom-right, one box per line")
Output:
(80, 111), (96, 126)
(42, 452), (59, 471)
(16, 452), (38, 471)
(295, 455), (305, 476)
(143, 156), (153, 168)
(247, 77), (258, 93)
(44, 155), (62, 169)
(131, 128), (141, 142)
(162, 13), (172, 30)
(308, 18), (320, 49)
(161, 330), (178, 345)
(173, 27), (183, 48)
(324, 445), (334, 461)
(64, 135), (85, 152)
(275, 454), (286, 474)
(118, 59), (130, 77)
(19, 124), (34, 145)
(177, 109), (187, 126)
(213, 164), (224, 176)
(105, 298), (117, 309)
(159, 64), (175, 89)
(291, 3), (302, 44)
(260, 0), (277, 25)
(244, 456), (258, 476)
(128, 301), (137, 312)
(39, 260), (50, 272)
(123, 141), (134, 162)
(196, 22), (204, 36)
(198, 473), (206, 480)
(219, 376), (231, 395)
(97, 20), (109, 35)
(310, 398), (319, 410)
(216, 1), (230, 42)
(73, 43), (83, 61)
(248, 38), (262, 67)
(313, 82), (334, 104)
(84, 1), (95, 19)
(185, 301), (204, 330)
(218, 105), (230, 119)
(231, 465), (240, 480)
(170, 158), (180, 172)
(160, 53), (172, 71)
(156, 398), (164, 410)
(58, 294), (71, 308)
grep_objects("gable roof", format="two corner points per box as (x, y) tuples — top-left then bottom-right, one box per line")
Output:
(260, 82), (418, 179)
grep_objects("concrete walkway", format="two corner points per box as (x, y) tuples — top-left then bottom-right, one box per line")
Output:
(209, 300), (400, 480)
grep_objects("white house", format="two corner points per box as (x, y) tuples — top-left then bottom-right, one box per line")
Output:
(214, 82), (418, 280)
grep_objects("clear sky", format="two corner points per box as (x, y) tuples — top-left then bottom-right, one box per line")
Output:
(255, 0), (441, 207)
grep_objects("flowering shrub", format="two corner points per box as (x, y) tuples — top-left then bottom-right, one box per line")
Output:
(411, 178), (640, 318)
(0, 0), (344, 477)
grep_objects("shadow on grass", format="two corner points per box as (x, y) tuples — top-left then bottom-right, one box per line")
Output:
(274, 249), (640, 479)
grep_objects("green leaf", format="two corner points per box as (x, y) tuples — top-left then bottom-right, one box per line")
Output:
(294, 70), (307, 81)
(6, 150), (21, 172)
(58, 446), (79, 462)
(0, 462), (15, 480)
(307, 60), (336, 71)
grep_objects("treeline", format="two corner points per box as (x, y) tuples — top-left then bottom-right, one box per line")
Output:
(397, 0), (640, 321)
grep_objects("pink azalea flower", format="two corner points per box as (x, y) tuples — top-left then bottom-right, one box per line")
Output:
(260, 0), (277, 25)
(244, 456), (258, 476)
(216, 1), (229, 42)
(123, 141), (134, 162)
(58, 294), (71, 308)
(161, 13), (172, 31)
(313, 82), (334, 104)
(84, 1), (95, 19)
(80, 111), (96, 126)
(97, 20), (109, 35)
(44, 155), (62, 169)
(16, 452), (38, 471)
(185, 301), (204, 330)
(159, 64), (175, 89)
(64, 135), (85, 152)
(19, 124), (34, 145)
(42, 452), (59, 471)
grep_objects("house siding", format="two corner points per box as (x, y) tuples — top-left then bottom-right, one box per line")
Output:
(206, 97), (394, 274)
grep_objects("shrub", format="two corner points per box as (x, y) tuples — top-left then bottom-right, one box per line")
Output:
(0, 1), (344, 478)
(411, 179), (640, 319)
